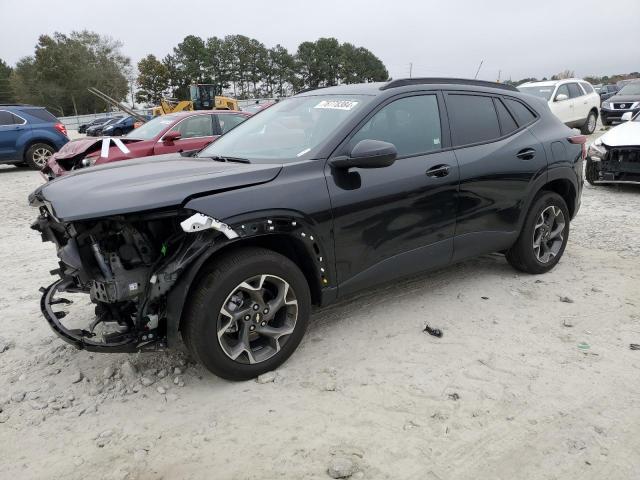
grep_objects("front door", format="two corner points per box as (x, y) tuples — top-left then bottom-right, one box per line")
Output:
(326, 93), (459, 296)
(154, 114), (216, 155)
(552, 84), (577, 124)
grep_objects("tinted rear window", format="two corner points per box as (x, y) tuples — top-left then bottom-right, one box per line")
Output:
(447, 94), (500, 146)
(20, 108), (58, 123)
(0, 111), (16, 126)
(580, 82), (594, 94)
(494, 99), (518, 135)
(503, 98), (536, 126)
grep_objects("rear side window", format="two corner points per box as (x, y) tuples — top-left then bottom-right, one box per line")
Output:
(580, 82), (594, 94)
(447, 94), (500, 146)
(494, 99), (518, 135)
(0, 111), (16, 126)
(20, 108), (58, 123)
(349, 95), (442, 157)
(169, 115), (214, 139)
(218, 114), (248, 134)
(567, 83), (583, 98)
(503, 98), (536, 126)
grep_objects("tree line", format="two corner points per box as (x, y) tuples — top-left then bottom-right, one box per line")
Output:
(135, 35), (389, 105)
(0, 31), (389, 115)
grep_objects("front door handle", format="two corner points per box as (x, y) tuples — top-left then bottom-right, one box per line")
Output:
(516, 148), (536, 160)
(425, 164), (451, 178)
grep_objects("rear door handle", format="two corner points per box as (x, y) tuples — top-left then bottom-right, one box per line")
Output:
(516, 148), (536, 160)
(425, 164), (451, 178)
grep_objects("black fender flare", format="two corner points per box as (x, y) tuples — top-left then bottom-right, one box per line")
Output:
(516, 164), (580, 235)
(165, 211), (333, 348)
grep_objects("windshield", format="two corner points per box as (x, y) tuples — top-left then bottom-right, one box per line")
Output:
(198, 95), (373, 162)
(618, 82), (640, 96)
(125, 114), (178, 140)
(517, 86), (555, 100)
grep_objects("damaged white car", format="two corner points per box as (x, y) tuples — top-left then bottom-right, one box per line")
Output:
(586, 111), (640, 185)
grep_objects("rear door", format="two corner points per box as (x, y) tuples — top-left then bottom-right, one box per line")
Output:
(154, 114), (216, 154)
(0, 110), (27, 160)
(445, 92), (547, 261)
(327, 93), (459, 295)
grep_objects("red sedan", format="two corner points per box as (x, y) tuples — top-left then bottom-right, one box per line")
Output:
(43, 110), (251, 179)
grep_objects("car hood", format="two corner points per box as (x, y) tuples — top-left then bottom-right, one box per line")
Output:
(599, 120), (640, 147)
(30, 154), (283, 221)
(607, 94), (640, 103)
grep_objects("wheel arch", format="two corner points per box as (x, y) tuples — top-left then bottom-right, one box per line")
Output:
(22, 138), (56, 162)
(165, 216), (332, 348)
(542, 177), (577, 219)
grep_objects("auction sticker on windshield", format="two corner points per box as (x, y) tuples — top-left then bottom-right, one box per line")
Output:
(314, 100), (359, 110)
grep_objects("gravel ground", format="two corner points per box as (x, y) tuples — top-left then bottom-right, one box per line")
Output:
(0, 127), (639, 480)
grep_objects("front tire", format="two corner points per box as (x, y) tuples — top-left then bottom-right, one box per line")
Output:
(24, 143), (55, 169)
(581, 110), (597, 135)
(585, 158), (600, 186)
(182, 247), (311, 381)
(112, 128), (122, 136)
(506, 192), (570, 274)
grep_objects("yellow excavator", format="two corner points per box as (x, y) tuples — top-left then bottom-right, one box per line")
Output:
(151, 84), (238, 116)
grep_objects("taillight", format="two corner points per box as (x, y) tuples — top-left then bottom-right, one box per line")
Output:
(568, 135), (587, 159)
(54, 123), (68, 137)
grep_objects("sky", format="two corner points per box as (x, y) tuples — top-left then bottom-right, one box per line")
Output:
(1, 0), (638, 81)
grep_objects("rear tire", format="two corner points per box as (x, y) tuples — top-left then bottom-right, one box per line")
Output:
(581, 110), (597, 135)
(585, 158), (599, 186)
(506, 192), (570, 274)
(24, 143), (55, 170)
(182, 247), (311, 380)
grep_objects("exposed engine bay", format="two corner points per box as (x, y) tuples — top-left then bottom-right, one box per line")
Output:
(32, 206), (231, 352)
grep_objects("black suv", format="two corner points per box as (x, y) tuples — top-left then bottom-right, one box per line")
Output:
(600, 81), (640, 125)
(30, 79), (585, 380)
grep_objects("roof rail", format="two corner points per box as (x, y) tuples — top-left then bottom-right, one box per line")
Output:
(297, 85), (330, 94)
(380, 78), (518, 92)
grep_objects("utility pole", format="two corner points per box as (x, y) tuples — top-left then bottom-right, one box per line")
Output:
(497, 69), (501, 83)
(474, 60), (484, 79)
(409, 62), (413, 78)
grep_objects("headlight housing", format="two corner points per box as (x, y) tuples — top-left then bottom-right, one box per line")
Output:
(601, 102), (611, 109)
(587, 139), (606, 161)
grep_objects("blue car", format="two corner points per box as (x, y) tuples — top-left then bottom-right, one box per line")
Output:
(0, 104), (69, 169)
(101, 115), (147, 136)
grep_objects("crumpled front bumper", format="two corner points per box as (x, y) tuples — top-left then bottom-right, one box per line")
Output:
(40, 280), (163, 353)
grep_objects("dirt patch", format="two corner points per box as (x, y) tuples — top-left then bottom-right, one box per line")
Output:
(1, 150), (639, 479)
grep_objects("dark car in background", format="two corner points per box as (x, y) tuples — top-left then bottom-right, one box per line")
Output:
(86, 116), (122, 136)
(600, 81), (640, 125)
(102, 115), (151, 136)
(43, 110), (251, 178)
(31, 79), (584, 380)
(78, 117), (111, 134)
(0, 104), (69, 169)
(597, 84), (619, 102)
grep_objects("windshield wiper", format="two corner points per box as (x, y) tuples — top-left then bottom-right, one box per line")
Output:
(206, 155), (251, 164)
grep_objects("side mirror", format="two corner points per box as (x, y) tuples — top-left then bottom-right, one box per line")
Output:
(621, 112), (633, 122)
(163, 131), (182, 143)
(555, 93), (569, 102)
(330, 139), (397, 169)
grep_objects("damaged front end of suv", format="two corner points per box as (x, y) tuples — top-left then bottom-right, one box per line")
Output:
(31, 202), (236, 353)
(28, 155), (291, 356)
